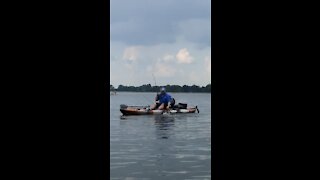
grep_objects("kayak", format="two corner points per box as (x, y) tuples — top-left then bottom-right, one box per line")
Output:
(120, 104), (199, 116)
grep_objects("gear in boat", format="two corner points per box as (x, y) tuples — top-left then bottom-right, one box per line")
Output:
(120, 103), (199, 116)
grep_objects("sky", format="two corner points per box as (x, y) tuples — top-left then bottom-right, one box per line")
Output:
(110, 0), (211, 87)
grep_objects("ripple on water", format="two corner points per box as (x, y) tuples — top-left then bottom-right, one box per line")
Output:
(111, 162), (137, 166)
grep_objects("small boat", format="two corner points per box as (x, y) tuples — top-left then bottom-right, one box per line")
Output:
(120, 103), (199, 116)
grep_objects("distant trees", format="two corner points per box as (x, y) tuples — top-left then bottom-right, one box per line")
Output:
(110, 84), (211, 93)
(110, 85), (115, 91)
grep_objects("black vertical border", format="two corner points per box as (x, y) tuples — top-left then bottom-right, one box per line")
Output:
(212, 0), (224, 178)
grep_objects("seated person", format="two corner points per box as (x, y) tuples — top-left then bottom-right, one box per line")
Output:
(150, 87), (174, 110)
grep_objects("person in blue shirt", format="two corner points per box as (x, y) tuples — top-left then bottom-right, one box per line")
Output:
(150, 87), (174, 110)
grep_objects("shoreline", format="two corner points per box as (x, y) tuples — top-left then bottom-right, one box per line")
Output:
(110, 91), (211, 93)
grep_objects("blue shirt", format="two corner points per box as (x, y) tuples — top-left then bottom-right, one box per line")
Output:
(159, 93), (172, 104)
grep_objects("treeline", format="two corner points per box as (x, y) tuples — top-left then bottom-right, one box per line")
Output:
(110, 84), (211, 93)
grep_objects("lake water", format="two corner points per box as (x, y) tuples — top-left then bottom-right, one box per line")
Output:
(110, 92), (211, 180)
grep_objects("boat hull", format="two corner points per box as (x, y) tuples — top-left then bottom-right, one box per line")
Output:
(120, 106), (197, 116)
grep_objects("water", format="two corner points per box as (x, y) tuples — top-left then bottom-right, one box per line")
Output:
(110, 92), (211, 180)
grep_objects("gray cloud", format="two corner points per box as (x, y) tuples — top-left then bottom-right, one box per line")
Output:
(110, 0), (211, 46)
(110, 0), (211, 86)
(111, 0), (210, 22)
(177, 18), (211, 47)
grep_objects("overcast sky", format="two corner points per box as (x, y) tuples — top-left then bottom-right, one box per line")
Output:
(110, 0), (211, 87)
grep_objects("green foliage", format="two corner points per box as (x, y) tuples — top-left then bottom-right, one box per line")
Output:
(110, 85), (115, 91)
(113, 84), (211, 93)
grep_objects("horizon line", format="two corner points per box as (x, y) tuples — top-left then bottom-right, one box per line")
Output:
(110, 83), (211, 87)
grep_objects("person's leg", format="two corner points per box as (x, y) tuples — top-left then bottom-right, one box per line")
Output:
(150, 103), (156, 110)
(157, 103), (165, 110)
(164, 103), (169, 109)
(158, 102), (170, 110)
(150, 103), (160, 110)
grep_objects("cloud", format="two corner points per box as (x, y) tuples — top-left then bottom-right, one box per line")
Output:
(110, 42), (211, 87)
(147, 62), (176, 77)
(189, 71), (200, 82)
(176, 48), (193, 64)
(110, 0), (211, 87)
(110, 0), (211, 46)
(177, 18), (211, 47)
(163, 54), (175, 62)
(122, 46), (141, 62)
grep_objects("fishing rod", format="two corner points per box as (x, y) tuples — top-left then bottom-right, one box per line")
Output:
(137, 73), (158, 106)
(152, 73), (157, 87)
(152, 73), (161, 105)
(152, 73), (161, 96)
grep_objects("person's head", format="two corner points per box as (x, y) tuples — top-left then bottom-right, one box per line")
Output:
(160, 87), (166, 95)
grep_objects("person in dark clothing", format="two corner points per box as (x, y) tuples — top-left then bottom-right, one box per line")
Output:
(150, 87), (174, 110)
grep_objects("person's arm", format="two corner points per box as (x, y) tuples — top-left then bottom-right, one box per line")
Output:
(167, 94), (172, 103)
(158, 94), (163, 103)
(166, 94), (172, 108)
(155, 94), (160, 103)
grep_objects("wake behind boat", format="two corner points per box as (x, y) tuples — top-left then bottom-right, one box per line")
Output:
(120, 103), (199, 116)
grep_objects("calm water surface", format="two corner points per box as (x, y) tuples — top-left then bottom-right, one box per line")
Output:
(110, 92), (211, 180)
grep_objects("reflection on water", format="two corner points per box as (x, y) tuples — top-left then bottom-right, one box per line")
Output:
(110, 92), (211, 180)
(154, 115), (175, 139)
